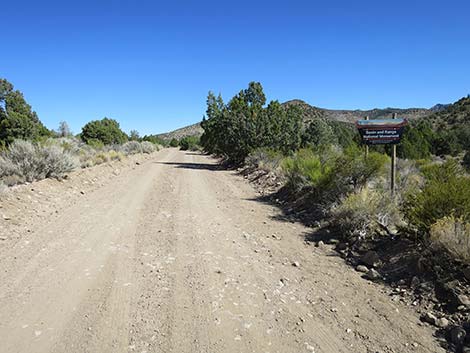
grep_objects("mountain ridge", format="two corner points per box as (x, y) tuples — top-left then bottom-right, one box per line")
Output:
(158, 99), (451, 140)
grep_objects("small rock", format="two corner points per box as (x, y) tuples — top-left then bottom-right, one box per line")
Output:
(361, 251), (380, 267)
(364, 269), (381, 280)
(271, 234), (281, 240)
(135, 162), (141, 165)
(421, 312), (437, 325)
(450, 326), (466, 345)
(457, 294), (470, 306)
(292, 261), (300, 268)
(80, 191), (85, 195)
(0, 236), (7, 241)
(356, 265), (369, 273)
(435, 317), (449, 328)
(2, 215), (11, 220)
(316, 241), (325, 247)
(336, 242), (348, 251)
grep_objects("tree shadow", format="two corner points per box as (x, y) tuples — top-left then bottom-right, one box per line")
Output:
(244, 186), (339, 244)
(154, 161), (225, 171)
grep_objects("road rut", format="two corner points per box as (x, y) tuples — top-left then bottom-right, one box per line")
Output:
(0, 149), (444, 352)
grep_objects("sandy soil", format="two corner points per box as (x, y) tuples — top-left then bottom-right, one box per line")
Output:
(0, 149), (444, 353)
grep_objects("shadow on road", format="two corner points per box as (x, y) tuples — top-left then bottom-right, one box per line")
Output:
(244, 187), (338, 244)
(154, 161), (224, 171)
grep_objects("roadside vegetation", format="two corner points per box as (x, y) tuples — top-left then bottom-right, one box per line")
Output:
(0, 78), (161, 189)
(201, 82), (470, 265)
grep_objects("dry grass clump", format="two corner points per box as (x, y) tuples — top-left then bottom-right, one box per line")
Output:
(430, 216), (470, 262)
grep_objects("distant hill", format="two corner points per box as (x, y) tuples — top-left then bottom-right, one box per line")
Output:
(426, 96), (470, 129)
(159, 99), (454, 139)
(282, 99), (433, 124)
(156, 122), (203, 141)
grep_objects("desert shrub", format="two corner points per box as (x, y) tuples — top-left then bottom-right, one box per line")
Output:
(430, 216), (470, 262)
(1, 140), (43, 182)
(141, 141), (156, 154)
(0, 154), (19, 178)
(395, 158), (423, 196)
(179, 136), (200, 151)
(331, 187), (403, 239)
(169, 138), (179, 147)
(93, 152), (109, 165)
(77, 145), (97, 168)
(463, 151), (470, 171)
(122, 141), (143, 155)
(53, 137), (82, 154)
(39, 145), (78, 178)
(246, 148), (283, 173)
(0, 140), (77, 184)
(333, 146), (389, 189)
(282, 146), (389, 202)
(403, 160), (470, 236)
(282, 148), (333, 192)
(107, 150), (124, 161)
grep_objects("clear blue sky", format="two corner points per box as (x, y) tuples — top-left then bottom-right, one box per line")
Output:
(1, 0), (469, 135)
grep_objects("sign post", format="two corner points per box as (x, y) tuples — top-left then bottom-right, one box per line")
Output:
(364, 116), (369, 158)
(355, 115), (407, 194)
(391, 113), (397, 195)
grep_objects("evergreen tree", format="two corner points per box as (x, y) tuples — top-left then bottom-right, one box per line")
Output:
(81, 118), (127, 145)
(0, 78), (51, 144)
(129, 129), (140, 141)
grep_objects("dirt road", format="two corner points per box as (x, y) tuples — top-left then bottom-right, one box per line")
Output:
(0, 149), (444, 353)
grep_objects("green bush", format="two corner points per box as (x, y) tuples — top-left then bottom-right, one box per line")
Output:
(282, 146), (389, 202)
(179, 136), (200, 151)
(282, 148), (333, 192)
(169, 138), (179, 147)
(402, 160), (470, 236)
(81, 118), (127, 145)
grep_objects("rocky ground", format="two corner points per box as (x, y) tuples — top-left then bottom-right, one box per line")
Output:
(242, 164), (470, 353)
(0, 149), (447, 352)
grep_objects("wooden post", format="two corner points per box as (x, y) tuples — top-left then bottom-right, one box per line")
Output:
(391, 113), (397, 195)
(364, 116), (369, 158)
